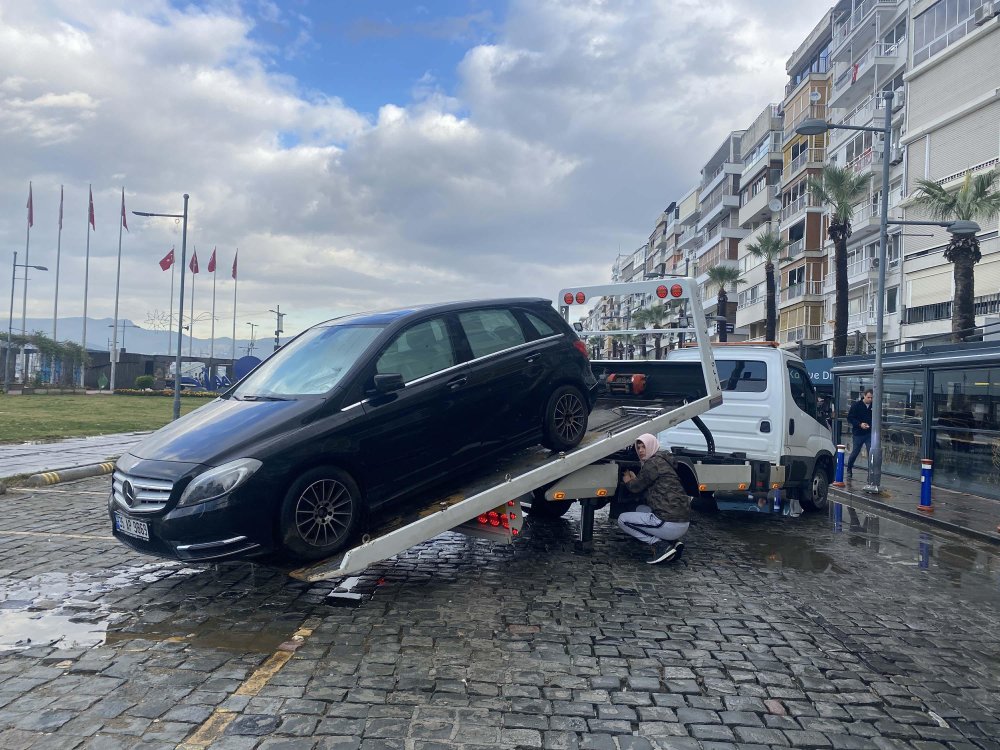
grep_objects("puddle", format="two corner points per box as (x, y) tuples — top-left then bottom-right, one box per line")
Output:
(719, 516), (848, 573)
(0, 610), (109, 652)
(105, 615), (292, 652)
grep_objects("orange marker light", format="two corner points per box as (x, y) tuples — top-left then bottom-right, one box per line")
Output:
(553, 491), (566, 500)
(595, 488), (608, 496)
(698, 484), (707, 491)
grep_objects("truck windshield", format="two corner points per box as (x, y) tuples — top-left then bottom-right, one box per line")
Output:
(232, 324), (385, 397)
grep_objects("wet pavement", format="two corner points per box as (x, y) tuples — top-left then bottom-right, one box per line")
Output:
(0, 433), (151, 482)
(1, 476), (999, 749)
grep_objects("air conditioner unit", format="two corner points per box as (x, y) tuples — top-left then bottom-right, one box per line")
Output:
(892, 88), (905, 111)
(889, 146), (904, 165)
(974, 2), (999, 25)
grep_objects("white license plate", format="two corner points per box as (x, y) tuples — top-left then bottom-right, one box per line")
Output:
(114, 512), (150, 541)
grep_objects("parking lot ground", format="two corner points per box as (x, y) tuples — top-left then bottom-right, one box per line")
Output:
(1, 476), (1000, 749)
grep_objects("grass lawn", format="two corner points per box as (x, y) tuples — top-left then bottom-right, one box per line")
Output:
(0, 394), (205, 443)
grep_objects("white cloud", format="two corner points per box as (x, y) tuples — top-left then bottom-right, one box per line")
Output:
(0, 0), (823, 340)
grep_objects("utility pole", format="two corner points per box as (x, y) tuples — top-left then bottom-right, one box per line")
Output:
(246, 322), (258, 357)
(268, 306), (285, 351)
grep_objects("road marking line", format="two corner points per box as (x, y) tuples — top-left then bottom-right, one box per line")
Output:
(0, 530), (114, 541)
(176, 623), (316, 748)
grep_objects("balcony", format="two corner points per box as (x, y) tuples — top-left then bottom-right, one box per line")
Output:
(783, 238), (804, 262)
(831, 0), (902, 60)
(678, 226), (702, 249)
(783, 147), (825, 183)
(823, 256), (878, 292)
(780, 280), (825, 304)
(738, 185), (780, 227)
(829, 97), (885, 149)
(845, 146), (883, 178)
(784, 104), (827, 142)
(847, 310), (878, 329)
(698, 192), (741, 230)
(780, 192), (823, 224)
(830, 40), (906, 109)
(781, 324), (823, 343)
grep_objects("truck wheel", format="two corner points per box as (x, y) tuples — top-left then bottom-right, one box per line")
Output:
(527, 488), (574, 519)
(542, 385), (588, 451)
(801, 465), (830, 511)
(279, 467), (363, 561)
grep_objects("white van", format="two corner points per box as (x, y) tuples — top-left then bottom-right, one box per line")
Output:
(659, 343), (836, 510)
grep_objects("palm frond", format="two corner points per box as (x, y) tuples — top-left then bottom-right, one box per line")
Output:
(746, 231), (787, 263)
(705, 265), (745, 292)
(811, 164), (869, 222)
(914, 169), (1000, 223)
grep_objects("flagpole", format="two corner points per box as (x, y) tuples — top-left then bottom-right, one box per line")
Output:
(209, 249), (217, 388)
(81, 185), (93, 388)
(231, 249), (238, 365)
(189, 246), (195, 360)
(109, 186), (125, 393)
(20, 182), (32, 384)
(168, 249), (175, 358)
(54, 185), (63, 343)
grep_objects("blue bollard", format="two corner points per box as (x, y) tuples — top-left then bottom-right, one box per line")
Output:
(918, 458), (934, 513)
(832, 444), (847, 486)
(918, 532), (931, 569)
(772, 486), (781, 513)
(833, 502), (843, 533)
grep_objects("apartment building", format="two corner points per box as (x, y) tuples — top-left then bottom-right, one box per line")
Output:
(900, 0), (1000, 344)
(694, 132), (748, 336)
(779, 12), (833, 351)
(735, 104), (785, 341)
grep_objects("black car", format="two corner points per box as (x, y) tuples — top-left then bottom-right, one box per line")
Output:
(110, 298), (597, 563)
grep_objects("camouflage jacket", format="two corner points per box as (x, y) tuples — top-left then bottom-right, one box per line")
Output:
(625, 451), (690, 523)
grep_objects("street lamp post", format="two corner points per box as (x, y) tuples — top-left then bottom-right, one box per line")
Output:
(133, 195), (189, 421)
(5, 252), (48, 393)
(797, 95), (981, 492)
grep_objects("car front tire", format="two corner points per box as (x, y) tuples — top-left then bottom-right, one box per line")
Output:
(801, 464), (830, 511)
(279, 466), (363, 561)
(541, 384), (588, 452)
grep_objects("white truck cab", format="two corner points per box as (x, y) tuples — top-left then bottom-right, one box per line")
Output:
(659, 343), (835, 509)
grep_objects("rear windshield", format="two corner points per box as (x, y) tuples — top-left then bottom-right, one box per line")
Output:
(233, 324), (384, 397)
(717, 360), (767, 392)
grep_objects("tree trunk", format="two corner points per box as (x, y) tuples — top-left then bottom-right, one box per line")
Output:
(654, 328), (662, 359)
(764, 261), (776, 342)
(951, 239), (978, 342)
(832, 222), (849, 357)
(718, 290), (729, 342)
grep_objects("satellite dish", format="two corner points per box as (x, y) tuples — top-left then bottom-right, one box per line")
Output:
(768, 199), (783, 213)
(809, 90), (822, 103)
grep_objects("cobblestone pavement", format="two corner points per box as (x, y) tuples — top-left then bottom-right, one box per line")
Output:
(1, 477), (999, 750)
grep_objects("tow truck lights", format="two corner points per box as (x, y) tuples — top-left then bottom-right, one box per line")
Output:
(670, 284), (683, 297)
(563, 292), (587, 305)
(476, 509), (516, 528)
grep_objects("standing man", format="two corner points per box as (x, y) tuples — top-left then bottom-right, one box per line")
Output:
(618, 433), (691, 564)
(846, 389), (873, 479)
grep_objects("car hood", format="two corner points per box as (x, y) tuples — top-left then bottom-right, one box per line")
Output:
(128, 397), (316, 464)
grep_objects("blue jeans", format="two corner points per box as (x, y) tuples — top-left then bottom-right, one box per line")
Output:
(847, 434), (871, 472)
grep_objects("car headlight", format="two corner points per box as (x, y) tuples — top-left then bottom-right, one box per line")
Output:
(177, 458), (263, 507)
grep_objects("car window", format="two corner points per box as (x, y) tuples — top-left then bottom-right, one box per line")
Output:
(717, 360), (767, 392)
(787, 363), (818, 418)
(233, 324), (384, 397)
(458, 309), (527, 358)
(523, 311), (557, 337)
(376, 318), (456, 382)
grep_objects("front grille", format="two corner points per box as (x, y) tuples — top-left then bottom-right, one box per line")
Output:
(112, 470), (173, 513)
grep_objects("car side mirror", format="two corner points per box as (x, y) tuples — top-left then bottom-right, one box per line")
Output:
(373, 373), (405, 393)
(573, 322), (584, 332)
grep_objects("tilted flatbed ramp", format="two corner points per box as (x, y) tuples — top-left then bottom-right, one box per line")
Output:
(290, 278), (723, 582)
(289, 396), (716, 582)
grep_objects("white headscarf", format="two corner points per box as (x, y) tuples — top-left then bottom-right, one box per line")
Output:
(636, 433), (660, 462)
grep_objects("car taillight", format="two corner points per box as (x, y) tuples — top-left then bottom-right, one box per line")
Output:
(573, 340), (589, 359)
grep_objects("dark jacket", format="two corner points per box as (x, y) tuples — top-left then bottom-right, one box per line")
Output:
(625, 452), (690, 522)
(848, 399), (872, 436)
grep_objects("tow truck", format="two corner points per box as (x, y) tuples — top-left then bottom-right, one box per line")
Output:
(289, 277), (724, 582)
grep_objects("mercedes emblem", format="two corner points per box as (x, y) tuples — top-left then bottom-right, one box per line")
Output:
(122, 480), (137, 507)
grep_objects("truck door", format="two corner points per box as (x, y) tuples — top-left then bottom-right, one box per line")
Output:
(784, 361), (830, 483)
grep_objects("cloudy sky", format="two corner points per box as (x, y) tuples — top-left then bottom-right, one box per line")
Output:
(1, 0), (825, 340)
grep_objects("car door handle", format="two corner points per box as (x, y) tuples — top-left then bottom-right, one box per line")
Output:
(760, 420), (771, 433)
(446, 376), (467, 390)
(525, 353), (542, 364)
(789, 418), (795, 435)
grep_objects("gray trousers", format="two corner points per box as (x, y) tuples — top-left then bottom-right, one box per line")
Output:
(617, 505), (690, 545)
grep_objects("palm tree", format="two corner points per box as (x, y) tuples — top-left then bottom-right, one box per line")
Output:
(746, 231), (788, 342)
(807, 164), (870, 357)
(706, 266), (745, 342)
(631, 307), (650, 358)
(912, 170), (1000, 341)
(644, 303), (670, 358)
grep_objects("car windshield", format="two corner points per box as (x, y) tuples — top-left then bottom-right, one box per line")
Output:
(232, 324), (385, 397)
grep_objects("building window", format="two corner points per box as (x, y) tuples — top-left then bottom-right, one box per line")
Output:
(913, 0), (988, 66)
(886, 286), (898, 314)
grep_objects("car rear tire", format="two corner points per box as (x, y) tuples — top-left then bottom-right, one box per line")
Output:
(801, 465), (830, 511)
(279, 466), (363, 561)
(527, 487), (574, 519)
(541, 385), (588, 452)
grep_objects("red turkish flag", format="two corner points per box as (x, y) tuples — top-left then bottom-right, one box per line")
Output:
(189, 250), (199, 274)
(232, 249), (238, 280)
(159, 248), (175, 271)
(208, 247), (216, 273)
(88, 185), (96, 229)
(120, 188), (128, 231)
(27, 183), (33, 228)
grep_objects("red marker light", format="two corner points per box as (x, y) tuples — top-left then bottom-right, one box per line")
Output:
(656, 285), (668, 299)
(575, 292), (586, 304)
(670, 284), (683, 298)
(477, 514), (488, 524)
(563, 293), (574, 305)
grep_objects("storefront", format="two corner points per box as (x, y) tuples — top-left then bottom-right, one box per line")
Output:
(832, 343), (1000, 499)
